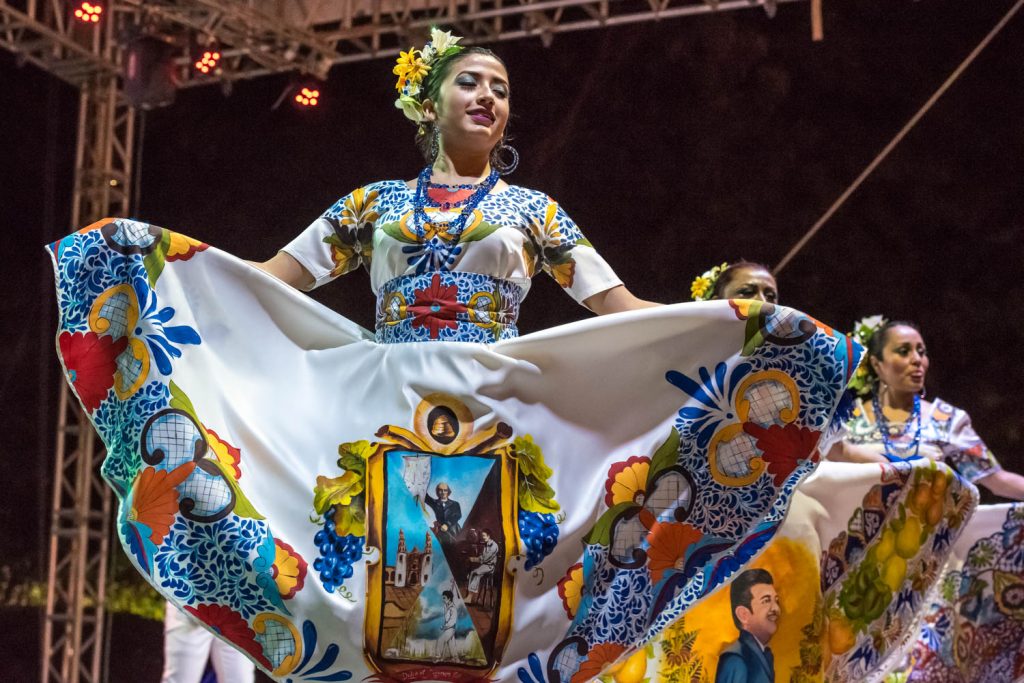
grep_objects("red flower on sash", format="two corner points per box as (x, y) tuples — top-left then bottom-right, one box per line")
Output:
(742, 422), (821, 486)
(58, 331), (128, 412)
(408, 273), (467, 339)
(184, 603), (271, 668)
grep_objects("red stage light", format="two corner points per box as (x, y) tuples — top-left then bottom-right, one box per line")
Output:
(194, 48), (221, 75)
(294, 86), (320, 107)
(74, 2), (103, 23)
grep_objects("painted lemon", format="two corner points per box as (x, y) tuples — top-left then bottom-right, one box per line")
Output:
(895, 515), (923, 559)
(882, 555), (908, 593)
(612, 649), (649, 683)
(875, 528), (897, 562)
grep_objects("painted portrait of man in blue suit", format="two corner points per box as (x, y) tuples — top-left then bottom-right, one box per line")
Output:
(715, 568), (781, 683)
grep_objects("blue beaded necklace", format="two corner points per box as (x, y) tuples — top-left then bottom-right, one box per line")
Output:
(873, 393), (923, 461)
(405, 165), (499, 273)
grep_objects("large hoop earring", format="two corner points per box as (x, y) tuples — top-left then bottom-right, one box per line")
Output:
(493, 142), (519, 176)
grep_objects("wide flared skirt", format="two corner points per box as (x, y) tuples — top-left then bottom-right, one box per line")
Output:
(633, 459), (980, 683)
(50, 219), (861, 683)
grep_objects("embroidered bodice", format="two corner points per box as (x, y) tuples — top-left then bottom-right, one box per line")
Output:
(282, 181), (621, 343)
(845, 396), (1002, 483)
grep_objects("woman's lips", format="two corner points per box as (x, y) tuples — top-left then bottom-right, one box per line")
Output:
(468, 111), (494, 125)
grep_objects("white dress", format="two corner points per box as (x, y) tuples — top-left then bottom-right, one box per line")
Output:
(49, 183), (861, 683)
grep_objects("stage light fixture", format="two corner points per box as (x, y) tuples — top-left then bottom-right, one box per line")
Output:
(191, 36), (222, 76)
(74, 2), (103, 23)
(194, 49), (221, 74)
(294, 85), (320, 108)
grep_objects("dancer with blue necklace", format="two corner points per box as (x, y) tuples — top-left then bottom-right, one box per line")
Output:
(49, 29), (861, 682)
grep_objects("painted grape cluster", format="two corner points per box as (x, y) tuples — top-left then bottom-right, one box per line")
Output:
(313, 513), (364, 593)
(518, 510), (559, 569)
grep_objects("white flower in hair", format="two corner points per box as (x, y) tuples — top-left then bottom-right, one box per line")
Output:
(429, 28), (462, 56)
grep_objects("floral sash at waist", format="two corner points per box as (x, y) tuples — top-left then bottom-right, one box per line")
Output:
(374, 271), (524, 344)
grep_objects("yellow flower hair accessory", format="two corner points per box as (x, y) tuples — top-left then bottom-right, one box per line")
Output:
(393, 28), (464, 124)
(847, 314), (887, 396)
(690, 262), (730, 301)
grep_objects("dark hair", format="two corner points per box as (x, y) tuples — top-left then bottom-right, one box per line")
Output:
(442, 590), (453, 601)
(863, 319), (923, 394)
(711, 261), (773, 300)
(729, 568), (774, 629)
(414, 46), (511, 165)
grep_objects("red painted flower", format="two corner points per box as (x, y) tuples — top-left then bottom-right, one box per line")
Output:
(742, 421), (821, 486)
(58, 331), (128, 412)
(408, 273), (467, 339)
(184, 603), (271, 669)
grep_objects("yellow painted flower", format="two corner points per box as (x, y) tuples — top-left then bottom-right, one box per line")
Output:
(204, 427), (242, 479)
(532, 202), (577, 288)
(271, 539), (307, 599)
(604, 455), (650, 507)
(166, 232), (209, 261)
(557, 562), (584, 618)
(324, 188), (378, 277)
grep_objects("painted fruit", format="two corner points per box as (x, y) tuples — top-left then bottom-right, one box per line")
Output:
(882, 556), (908, 593)
(875, 528), (897, 562)
(895, 515), (924, 559)
(829, 616), (857, 655)
(613, 649), (649, 683)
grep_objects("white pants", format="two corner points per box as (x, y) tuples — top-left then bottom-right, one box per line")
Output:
(161, 602), (255, 683)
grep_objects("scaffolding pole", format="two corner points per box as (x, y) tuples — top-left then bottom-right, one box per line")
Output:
(41, 70), (135, 683)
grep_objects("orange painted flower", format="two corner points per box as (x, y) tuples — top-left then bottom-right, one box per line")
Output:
(645, 522), (704, 583)
(271, 538), (308, 599)
(128, 463), (195, 545)
(603, 456), (651, 508)
(557, 562), (584, 618)
(570, 642), (627, 682)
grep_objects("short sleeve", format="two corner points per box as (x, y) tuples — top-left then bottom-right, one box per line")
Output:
(280, 185), (381, 291)
(527, 199), (622, 304)
(941, 408), (1002, 483)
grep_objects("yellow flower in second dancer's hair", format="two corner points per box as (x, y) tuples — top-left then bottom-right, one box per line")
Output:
(690, 275), (712, 300)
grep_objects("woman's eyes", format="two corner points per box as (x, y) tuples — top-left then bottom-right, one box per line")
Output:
(457, 78), (508, 98)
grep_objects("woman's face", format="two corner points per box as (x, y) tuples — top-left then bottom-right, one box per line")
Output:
(871, 325), (929, 395)
(718, 266), (779, 303)
(425, 53), (510, 158)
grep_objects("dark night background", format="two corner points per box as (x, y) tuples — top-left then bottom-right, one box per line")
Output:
(2, 0), (1022, 679)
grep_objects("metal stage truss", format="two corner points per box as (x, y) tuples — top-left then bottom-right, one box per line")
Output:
(2, 0), (805, 681)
